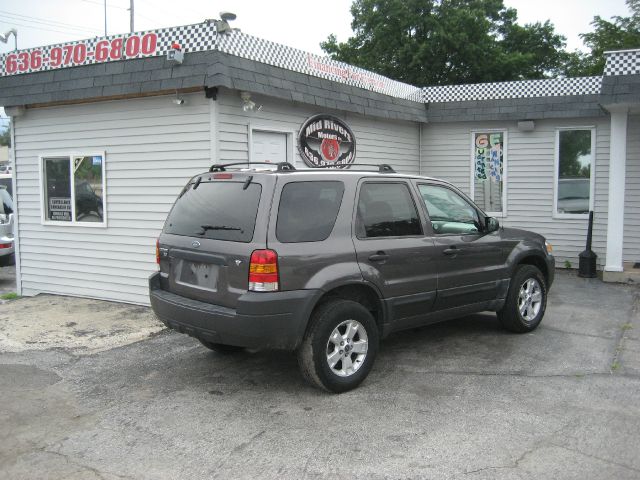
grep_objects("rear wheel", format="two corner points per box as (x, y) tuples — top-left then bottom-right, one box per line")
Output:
(297, 299), (379, 393)
(498, 265), (547, 333)
(198, 339), (244, 354)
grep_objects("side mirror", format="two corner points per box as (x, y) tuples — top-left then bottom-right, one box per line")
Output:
(486, 216), (500, 233)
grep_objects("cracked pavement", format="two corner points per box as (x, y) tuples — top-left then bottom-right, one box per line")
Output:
(1, 271), (639, 479)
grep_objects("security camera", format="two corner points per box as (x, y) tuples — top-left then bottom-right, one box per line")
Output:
(173, 98), (184, 105)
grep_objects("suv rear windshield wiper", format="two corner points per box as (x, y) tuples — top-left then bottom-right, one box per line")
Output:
(196, 224), (242, 235)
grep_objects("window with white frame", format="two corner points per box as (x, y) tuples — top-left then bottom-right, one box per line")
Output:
(555, 128), (595, 217)
(471, 131), (506, 215)
(40, 153), (106, 225)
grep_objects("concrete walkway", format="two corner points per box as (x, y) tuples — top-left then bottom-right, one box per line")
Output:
(0, 271), (639, 479)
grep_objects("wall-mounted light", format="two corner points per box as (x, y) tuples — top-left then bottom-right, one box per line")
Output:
(173, 91), (185, 105)
(240, 91), (262, 112)
(517, 120), (535, 132)
(0, 28), (17, 51)
(166, 42), (184, 66)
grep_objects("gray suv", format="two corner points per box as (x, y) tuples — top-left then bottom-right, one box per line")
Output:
(150, 163), (554, 393)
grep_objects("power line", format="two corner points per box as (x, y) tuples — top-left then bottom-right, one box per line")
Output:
(0, 18), (96, 37)
(0, 12), (100, 35)
(79, 0), (128, 11)
(0, 9), (101, 32)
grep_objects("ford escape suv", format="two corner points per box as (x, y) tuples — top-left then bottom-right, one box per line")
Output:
(150, 162), (554, 393)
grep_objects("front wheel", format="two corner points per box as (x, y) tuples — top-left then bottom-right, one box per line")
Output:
(297, 299), (379, 393)
(498, 265), (547, 333)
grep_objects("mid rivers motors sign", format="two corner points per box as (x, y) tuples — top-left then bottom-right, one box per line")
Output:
(298, 115), (356, 168)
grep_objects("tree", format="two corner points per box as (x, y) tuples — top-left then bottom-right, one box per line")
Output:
(321, 0), (568, 86)
(565, 0), (640, 77)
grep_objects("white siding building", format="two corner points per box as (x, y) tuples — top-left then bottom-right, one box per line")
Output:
(0, 23), (639, 305)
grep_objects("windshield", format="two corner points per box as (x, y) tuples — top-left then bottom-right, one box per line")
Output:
(164, 181), (262, 243)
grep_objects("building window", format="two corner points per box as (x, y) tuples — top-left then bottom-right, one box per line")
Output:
(40, 153), (106, 225)
(555, 128), (595, 217)
(471, 131), (506, 216)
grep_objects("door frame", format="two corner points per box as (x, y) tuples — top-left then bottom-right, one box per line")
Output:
(248, 123), (296, 166)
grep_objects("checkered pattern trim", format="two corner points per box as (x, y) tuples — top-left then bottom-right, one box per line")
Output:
(216, 30), (422, 100)
(604, 50), (640, 76)
(422, 76), (602, 103)
(0, 23), (215, 76)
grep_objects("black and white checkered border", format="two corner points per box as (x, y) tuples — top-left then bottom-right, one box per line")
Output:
(216, 30), (422, 100)
(604, 50), (640, 76)
(422, 76), (602, 103)
(0, 23), (215, 76)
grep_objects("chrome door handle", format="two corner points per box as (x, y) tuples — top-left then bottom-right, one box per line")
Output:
(443, 247), (459, 255)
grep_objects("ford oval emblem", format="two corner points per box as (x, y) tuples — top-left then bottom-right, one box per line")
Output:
(192, 240), (201, 248)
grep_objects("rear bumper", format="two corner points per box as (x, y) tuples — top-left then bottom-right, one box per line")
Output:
(149, 272), (319, 350)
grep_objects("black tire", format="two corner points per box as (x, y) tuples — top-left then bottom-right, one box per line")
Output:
(198, 339), (244, 354)
(297, 299), (379, 393)
(498, 265), (547, 333)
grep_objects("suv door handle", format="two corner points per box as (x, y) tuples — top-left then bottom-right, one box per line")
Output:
(369, 252), (389, 262)
(443, 247), (459, 256)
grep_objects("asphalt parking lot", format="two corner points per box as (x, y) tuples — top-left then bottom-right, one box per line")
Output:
(1, 271), (639, 480)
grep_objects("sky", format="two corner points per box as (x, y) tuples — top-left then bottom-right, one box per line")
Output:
(0, 0), (633, 122)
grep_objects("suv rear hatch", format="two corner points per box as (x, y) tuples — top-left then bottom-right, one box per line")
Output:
(158, 172), (275, 309)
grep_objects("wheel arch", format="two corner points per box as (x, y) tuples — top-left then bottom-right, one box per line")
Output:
(311, 282), (386, 335)
(517, 254), (549, 286)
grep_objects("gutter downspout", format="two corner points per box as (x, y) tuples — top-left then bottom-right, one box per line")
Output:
(9, 114), (21, 295)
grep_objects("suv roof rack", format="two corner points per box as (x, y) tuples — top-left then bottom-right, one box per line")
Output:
(310, 163), (396, 173)
(209, 162), (296, 172)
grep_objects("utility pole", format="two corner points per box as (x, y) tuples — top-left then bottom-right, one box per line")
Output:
(104, 0), (107, 36)
(129, 0), (134, 33)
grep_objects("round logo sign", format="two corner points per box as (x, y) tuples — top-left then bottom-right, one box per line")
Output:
(298, 114), (356, 168)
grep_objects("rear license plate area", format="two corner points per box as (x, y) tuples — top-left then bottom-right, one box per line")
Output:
(175, 260), (219, 291)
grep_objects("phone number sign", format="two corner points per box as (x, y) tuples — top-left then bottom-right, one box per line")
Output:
(0, 23), (215, 77)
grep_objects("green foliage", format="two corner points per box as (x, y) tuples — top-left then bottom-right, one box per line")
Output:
(559, 130), (592, 178)
(0, 122), (10, 147)
(564, 0), (640, 76)
(564, 260), (572, 269)
(0, 292), (19, 300)
(321, 0), (568, 86)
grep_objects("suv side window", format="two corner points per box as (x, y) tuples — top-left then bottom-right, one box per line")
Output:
(276, 181), (344, 243)
(357, 182), (422, 238)
(418, 184), (481, 235)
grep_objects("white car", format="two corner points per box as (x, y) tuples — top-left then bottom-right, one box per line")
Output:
(0, 186), (14, 266)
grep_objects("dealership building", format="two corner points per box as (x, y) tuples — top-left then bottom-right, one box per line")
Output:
(0, 21), (639, 305)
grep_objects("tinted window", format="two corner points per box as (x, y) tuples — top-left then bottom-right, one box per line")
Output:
(357, 182), (422, 238)
(419, 184), (480, 235)
(277, 181), (344, 243)
(0, 189), (12, 215)
(164, 181), (262, 242)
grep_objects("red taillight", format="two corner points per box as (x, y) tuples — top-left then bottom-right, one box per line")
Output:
(213, 173), (233, 179)
(249, 249), (279, 292)
(156, 239), (160, 265)
(0, 243), (11, 249)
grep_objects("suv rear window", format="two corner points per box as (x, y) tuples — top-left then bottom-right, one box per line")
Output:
(276, 181), (344, 243)
(164, 181), (262, 242)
